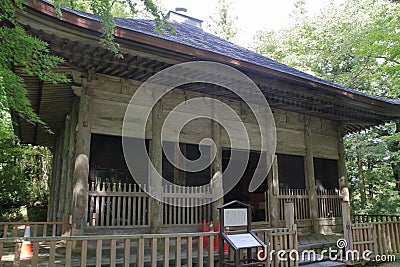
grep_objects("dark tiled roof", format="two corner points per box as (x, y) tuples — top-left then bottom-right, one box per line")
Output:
(62, 6), (399, 105)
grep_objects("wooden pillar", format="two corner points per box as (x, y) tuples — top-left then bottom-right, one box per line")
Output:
(211, 119), (223, 223)
(342, 200), (354, 261)
(337, 123), (350, 202)
(285, 201), (295, 231)
(63, 99), (79, 235)
(149, 100), (163, 233)
(54, 130), (65, 222)
(71, 90), (92, 236)
(48, 134), (62, 222)
(268, 155), (279, 227)
(57, 114), (71, 225)
(304, 116), (319, 233)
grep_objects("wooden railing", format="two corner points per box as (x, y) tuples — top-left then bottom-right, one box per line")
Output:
(317, 189), (342, 218)
(88, 182), (213, 227)
(349, 221), (400, 264)
(0, 222), (64, 238)
(352, 214), (400, 224)
(162, 185), (213, 225)
(254, 227), (298, 267)
(88, 182), (150, 227)
(0, 228), (298, 267)
(278, 189), (310, 220)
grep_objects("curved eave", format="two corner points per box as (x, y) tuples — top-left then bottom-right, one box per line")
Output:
(22, 0), (400, 122)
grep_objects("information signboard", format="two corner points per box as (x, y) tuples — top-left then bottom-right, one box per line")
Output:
(223, 208), (247, 227)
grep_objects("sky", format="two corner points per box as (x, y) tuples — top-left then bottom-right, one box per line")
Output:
(160, 0), (333, 46)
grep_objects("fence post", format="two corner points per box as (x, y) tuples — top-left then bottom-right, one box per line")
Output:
(268, 155), (280, 227)
(342, 201), (354, 263)
(285, 201), (295, 231)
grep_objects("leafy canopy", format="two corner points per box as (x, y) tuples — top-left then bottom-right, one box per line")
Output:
(252, 0), (400, 214)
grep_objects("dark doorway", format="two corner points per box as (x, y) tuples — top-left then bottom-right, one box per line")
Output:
(277, 154), (306, 189)
(314, 158), (339, 190)
(162, 142), (211, 186)
(223, 149), (267, 222)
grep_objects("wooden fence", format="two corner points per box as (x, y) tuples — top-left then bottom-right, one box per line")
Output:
(317, 189), (342, 218)
(352, 214), (400, 224)
(269, 188), (343, 221)
(0, 228), (298, 267)
(162, 185), (213, 225)
(0, 222), (64, 238)
(278, 189), (310, 220)
(88, 182), (213, 227)
(349, 221), (400, 264)
(254, 227), (298, 267)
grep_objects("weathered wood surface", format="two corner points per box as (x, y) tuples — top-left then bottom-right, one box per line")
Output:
(349, 221), (400, 264)
(304, 117), (319, 234)
(0, 222), (64, 238)
(278, 189), (310, 221)
(88, 74), (340, 156)
(87, 182), (213, 227)
(0, 228), (298, 267)
(317, 190), (342, 218)
(71, 92), (93, 235)
(63, 99), (79, 235)
(149, 100), (163, 233)
(352, 214), (400, 223)
(268, 156), (280, 227)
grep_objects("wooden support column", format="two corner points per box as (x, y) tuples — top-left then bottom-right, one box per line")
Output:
(211, 119), (223, 223)
(63, 99), (79, 235)
(337, 123), (350, 202)
(48, 134), (63, 222)
(268, 155), (279, 227)
(57, 114), (71, 225)
(54, 129), (65, 222)
(304, 116), (319, 233)
(149, 100), (163, 233)
(342, 200), (354, 262)
(71, 89), (92, 236)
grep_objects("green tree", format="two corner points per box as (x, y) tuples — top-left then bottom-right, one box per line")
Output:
(252, 0), (400, 214)
(0, 0), (167, 219)
(207, 0), (238, 42)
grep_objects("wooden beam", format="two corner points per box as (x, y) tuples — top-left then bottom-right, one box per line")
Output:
(304, 116), (319, 234)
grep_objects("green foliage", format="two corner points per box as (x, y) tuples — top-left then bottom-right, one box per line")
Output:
(0, 0), (68, 129)
(252, 0), (400, 214)
(0, 113), (52, 217)
(207, 0), (238, 42)
(52, 0), (170, 58)
(0, 0), (168, 220)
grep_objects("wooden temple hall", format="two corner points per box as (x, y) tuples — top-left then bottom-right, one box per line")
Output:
(14, 1), (400, 236)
